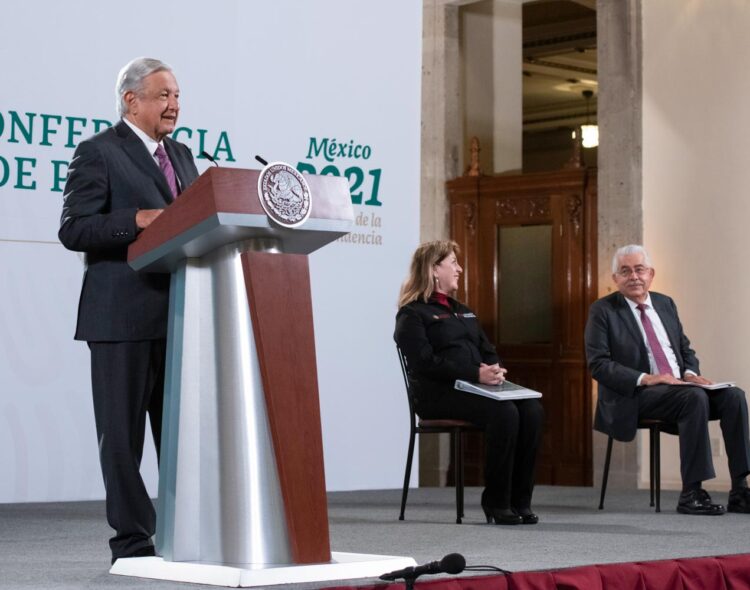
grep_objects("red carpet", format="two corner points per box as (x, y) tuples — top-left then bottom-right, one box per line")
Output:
(327, 554), (750, 590)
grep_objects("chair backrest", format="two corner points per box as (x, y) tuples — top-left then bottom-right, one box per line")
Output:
(396, 346), (419, 429)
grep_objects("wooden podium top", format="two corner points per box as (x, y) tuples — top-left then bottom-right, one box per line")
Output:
(128, 167), (353, 272)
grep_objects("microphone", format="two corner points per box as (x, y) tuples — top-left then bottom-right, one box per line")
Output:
(379, 553), (466, 582)
(200, 151), (219, 167)
(255, 155), (269, 166)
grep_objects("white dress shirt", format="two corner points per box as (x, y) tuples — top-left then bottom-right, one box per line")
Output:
(122, 117), (162, 163)
(625, 294), (696, 385)
(122, 118), (182, 192)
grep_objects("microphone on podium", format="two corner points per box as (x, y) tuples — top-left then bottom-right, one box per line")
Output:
(379, 553), (466, 582)
(200, 151), (219, 166)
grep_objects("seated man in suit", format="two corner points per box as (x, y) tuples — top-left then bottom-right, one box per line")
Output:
(585, 244), (750, 515)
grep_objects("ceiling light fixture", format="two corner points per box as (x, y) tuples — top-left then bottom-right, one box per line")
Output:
(578, 89), (598, 148)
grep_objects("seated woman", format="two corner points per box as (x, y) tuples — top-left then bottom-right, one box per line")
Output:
(394, 240), (544, 525)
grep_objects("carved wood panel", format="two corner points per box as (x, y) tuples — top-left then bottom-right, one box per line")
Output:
(447, 168), (597, 487)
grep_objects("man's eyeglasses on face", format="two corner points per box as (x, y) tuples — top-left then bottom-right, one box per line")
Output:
(616, 266), (650, 278)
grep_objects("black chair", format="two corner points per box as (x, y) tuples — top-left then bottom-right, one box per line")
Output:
(598, 419), (668, 512)
(397, 347), (481, 524)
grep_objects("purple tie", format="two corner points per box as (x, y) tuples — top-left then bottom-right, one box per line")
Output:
(636, 303), (673, 376)
(155, 144), (178, 199)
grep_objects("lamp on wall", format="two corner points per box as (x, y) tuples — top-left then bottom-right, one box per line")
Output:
(579, 89), (598, 148)
(572, 89), (598, 149)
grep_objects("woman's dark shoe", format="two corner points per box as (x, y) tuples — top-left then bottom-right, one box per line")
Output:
(482, 505), (522, 525)
(513, 508), (539, 525)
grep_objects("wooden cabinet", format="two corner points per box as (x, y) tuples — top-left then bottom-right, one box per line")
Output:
(447, 168), (597, 486)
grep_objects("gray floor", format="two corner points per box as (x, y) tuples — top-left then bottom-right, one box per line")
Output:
(2, 485), (750, 590)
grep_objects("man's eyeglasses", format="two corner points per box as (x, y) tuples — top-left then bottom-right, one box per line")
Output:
(616, 266), (650, 278)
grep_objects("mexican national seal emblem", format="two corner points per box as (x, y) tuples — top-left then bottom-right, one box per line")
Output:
(257, 162), (312, 228)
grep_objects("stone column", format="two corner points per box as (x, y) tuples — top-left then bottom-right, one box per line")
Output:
(595, 0), (643, 489)
(419, 0), (524, 486)
(419, 0), (462, 485)
(421, 0), (461, 245)
(461, 0), (523, 175)
(492, 0), (523, 173)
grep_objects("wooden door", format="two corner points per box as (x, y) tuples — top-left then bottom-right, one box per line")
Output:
(448, 168), (596, 486)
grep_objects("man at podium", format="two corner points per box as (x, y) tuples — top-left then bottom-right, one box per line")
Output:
(58, 57), (199, 563)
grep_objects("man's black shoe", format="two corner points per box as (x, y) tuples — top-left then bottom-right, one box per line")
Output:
(728, 487), (750, 513)
(111, 545), (156, 565)
(676, 489), (726, 515)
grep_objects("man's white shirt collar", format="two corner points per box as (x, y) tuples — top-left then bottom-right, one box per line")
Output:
(625, 293), (652, 311)
(122, 118), (163, 157)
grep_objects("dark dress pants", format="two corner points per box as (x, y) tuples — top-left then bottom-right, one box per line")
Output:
(89, 340), (166, 559)
(637, 385), (750, 485)
(417, 389), (544, 509)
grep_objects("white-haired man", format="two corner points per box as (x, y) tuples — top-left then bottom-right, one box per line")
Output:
(585, 245), (750, 515)
(59, 57), (199, 562)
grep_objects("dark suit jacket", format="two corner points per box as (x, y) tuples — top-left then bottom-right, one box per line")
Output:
(59, 120), (199, 342)
(584, 291), (700, 441)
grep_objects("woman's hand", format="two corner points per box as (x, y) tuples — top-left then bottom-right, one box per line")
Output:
(479, 363), (507, 385)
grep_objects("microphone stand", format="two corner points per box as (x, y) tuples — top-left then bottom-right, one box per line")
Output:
(401, 572), (419, 590)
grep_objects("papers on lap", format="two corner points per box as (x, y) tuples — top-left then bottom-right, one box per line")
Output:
(680, 381), (735, 391)
(454, 379), (543, 401)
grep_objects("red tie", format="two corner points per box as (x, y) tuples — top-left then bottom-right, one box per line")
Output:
(636, 303), (673, 376)
(155, 144), (178, 199)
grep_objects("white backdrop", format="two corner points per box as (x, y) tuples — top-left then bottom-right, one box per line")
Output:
(0, 0), (421, 502)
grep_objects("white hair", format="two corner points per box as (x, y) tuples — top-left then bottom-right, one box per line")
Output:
(115, 57), (172, 117)
(611, 244), (653, 274)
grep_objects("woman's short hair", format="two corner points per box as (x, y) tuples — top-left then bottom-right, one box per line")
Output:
(611, 244), (652, 274)
(398, 240), (460, 308)
(115, 57), (172, 117)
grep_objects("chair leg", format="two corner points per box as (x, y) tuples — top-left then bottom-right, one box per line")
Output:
(460, 433), (466, 519)
(453, 430), (462, 524)
(457, 430), (466, 518)
(399, 430), (417, 520)
(599, 436), (614, 510)
(654, 426), (661, 513)
(649, 426), (655, 508)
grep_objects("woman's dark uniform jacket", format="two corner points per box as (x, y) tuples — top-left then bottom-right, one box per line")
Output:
(394, 297), (500, 400)
(395, 295), (543, 514)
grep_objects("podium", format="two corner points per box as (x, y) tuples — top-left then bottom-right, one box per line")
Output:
(127, 166), (352, 566)
(114, 167), (415, 585)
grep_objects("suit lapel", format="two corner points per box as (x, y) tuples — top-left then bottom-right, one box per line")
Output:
(615, 294), (644, 345)
(614, 293), (651, 371)
(115, 121), (174, 204)
(651, 295), (683, 368)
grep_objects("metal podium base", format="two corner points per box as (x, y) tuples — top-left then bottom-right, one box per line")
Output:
(110, 552), (417, 587)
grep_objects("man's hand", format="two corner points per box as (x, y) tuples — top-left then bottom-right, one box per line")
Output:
(479, 363), (507, 385)
(640, 373), (687, 387)
(136, 209), (163, 230)
(683, 373), (714, 386)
